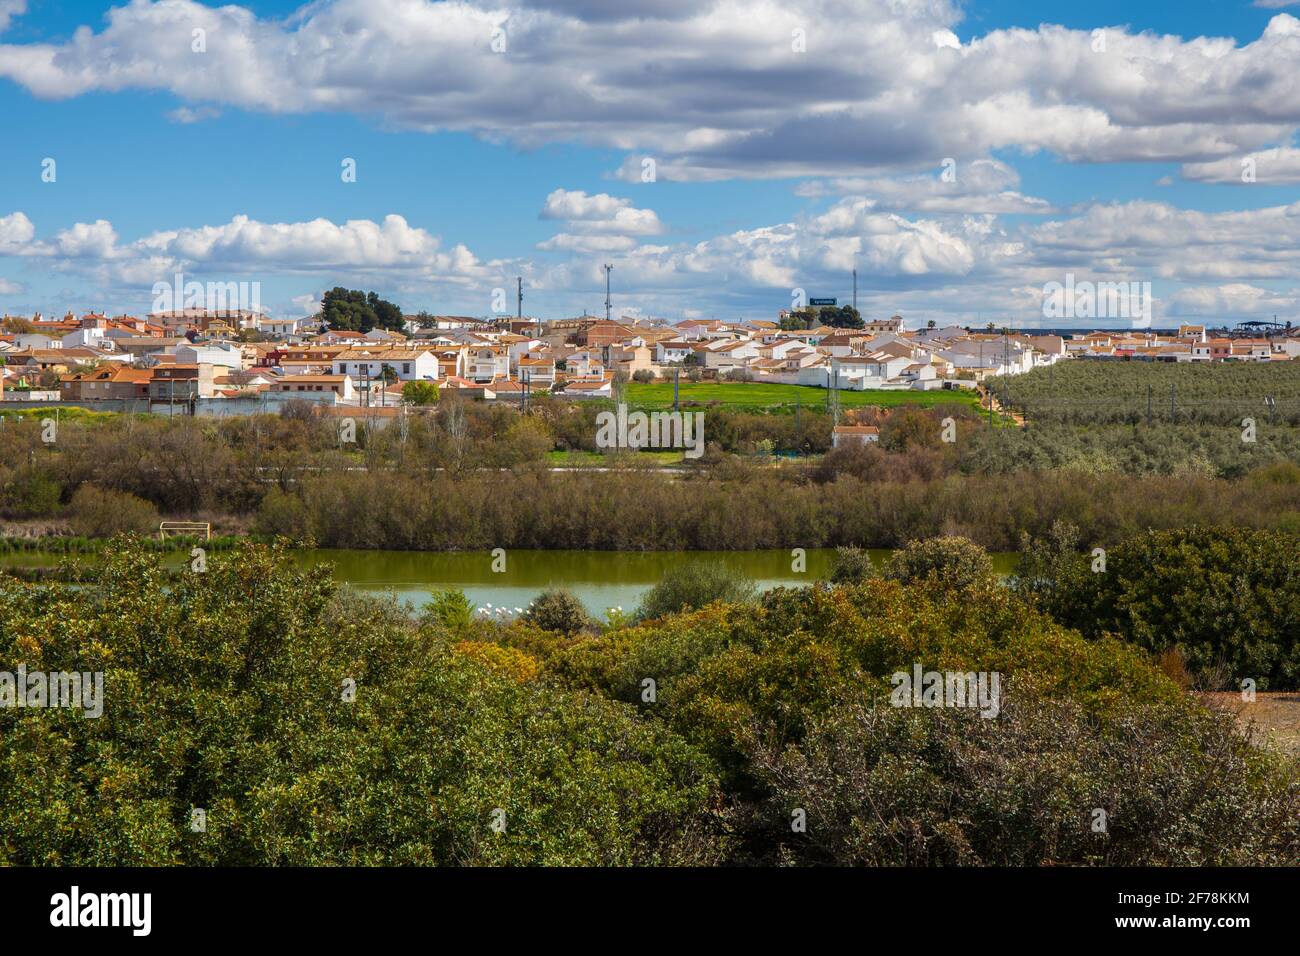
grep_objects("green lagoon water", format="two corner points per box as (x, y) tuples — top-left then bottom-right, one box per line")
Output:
(1, 547), (1018, 617)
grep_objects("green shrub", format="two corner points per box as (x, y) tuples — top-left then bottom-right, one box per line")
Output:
(524, 587), (594, 634)
(829, 545), (875, 583)
(0, 543), (723, 865)
(749, 682), (1297, 865)
(65, 484), (159, 538)
(3, 472), (62, 517)
(635, 560), (757, 622)
(254, 487), (310, 540)
(543, 579), (1298, 865)
(422, 588), (475, 634)
(882, 535), (995, 591)
(1024, 526), (1300, 690)
(1250, 461), (1300, 486)
(401, 380), (439, 406)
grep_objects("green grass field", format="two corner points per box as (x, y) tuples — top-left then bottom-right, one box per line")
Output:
(0, 405), (123, 424)
(624, 381), (980, 412)
(545, 449), (685, 466)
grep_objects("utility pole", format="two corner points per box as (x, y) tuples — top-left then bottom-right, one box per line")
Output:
(516, 276), (523, 320)
(399, 405), (408, 464)
(1003, 326), (1010, 413)
(828, 359), (841, 425)
(852, 268), (857, 313)
(603, 264), (613, 322)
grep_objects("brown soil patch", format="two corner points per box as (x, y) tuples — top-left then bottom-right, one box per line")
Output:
(1199, 691), (1300, 758)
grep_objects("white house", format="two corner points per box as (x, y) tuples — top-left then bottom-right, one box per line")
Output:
(257, 316), (310, 338)
(272, 374), (355, 402)
(561, 377), (613, 399)
(798, 355), (911, 390)
(331, 349), (439, 381)
(177, 341), (244, 370)
(702, 339), (760, 371)
(14, 333), (58, 350)
(61, 328), (111, 350)
(467, 346), (510, 382)
(507, 338), (545, 369)
(656, 340), (695, 364)
(563, 349), (606, 379)
(898, 362), (940, 388)
(517, 356), (556, 387)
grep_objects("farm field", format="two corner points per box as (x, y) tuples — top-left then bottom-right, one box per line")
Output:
(990, 359), (1300, 425)
(624, 381), (981, 412)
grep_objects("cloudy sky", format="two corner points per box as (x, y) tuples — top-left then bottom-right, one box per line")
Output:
(1, 0), (1299, 326)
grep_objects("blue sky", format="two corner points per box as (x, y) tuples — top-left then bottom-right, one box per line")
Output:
(1, 0), (1299, 327)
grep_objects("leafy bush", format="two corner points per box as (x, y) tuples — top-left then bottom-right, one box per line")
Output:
(401, 380), (439, 406)
(253, 487), (310, 540)
(749, 682), (1296, 865)
(1250, 461), (1300, 486)
(829, 545), (875, 583)
(541, 579), (1298, 865)
(452, 640), (541, 683)
(1020, 526), (1300, 690)
(635, 560), (757, 622)
(2, 472), (62, 518)
(0, 543), (723, 865)
(882, 535), (996, 591)
(66, 484), (159, 537)
(422, 588), (475, 633)
(524, 587), (594, 634)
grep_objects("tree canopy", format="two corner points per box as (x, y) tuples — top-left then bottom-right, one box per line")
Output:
(320, 288), (405, 332)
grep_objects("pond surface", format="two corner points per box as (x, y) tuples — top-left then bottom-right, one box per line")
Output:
(1, 547), (1019, 617)
(291, 548), (1018, 616)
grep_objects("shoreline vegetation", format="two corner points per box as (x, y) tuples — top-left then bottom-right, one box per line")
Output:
(4, 464), (1300, 553)
(6, 462), (1299, 552)
(2, 413), (1299, 551)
